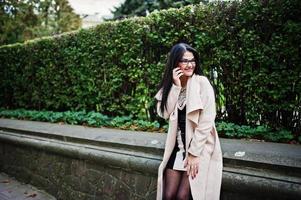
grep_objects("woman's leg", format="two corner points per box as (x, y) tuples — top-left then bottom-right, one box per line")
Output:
(163, 168), (182, 200)
(176, 172), (191, 200)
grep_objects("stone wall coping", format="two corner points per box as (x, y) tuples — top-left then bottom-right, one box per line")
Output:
(0, 119), (301, 170)
(0, 118), (164, 151)
(0, 118), (300, 171)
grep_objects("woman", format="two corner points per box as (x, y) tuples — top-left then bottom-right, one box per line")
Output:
(155, 43), (223, 200)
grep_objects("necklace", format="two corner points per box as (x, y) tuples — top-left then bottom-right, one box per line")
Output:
(178, 86), (186, 109)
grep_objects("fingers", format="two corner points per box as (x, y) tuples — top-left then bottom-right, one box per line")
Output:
(186, 162), (191, 176)
(173, 67), (181, 73)
(184, 158), (199, 179)
(191, 163), (199, 179)
(172, 68), (183, 86)
(186, 154), (200, 179)
(195, 164), (199, 176)
(187, 163), (198, 179)
(177, 72), (184, 78)
(184, 158), (187, 168)
(173, 68), (183, 77)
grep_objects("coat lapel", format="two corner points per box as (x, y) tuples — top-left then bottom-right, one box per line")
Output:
(186, 74), (204, 127)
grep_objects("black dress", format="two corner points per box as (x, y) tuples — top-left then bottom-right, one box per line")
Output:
(166, 106), (186, 170)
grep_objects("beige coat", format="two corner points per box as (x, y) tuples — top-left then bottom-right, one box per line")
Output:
(155, 74), (223, 200)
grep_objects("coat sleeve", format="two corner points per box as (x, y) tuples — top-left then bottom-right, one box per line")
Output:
(188, 77), (216, 157)
(155, 84), (181, 120)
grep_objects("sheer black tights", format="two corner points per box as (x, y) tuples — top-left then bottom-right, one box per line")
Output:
(163, 168), (191, 200)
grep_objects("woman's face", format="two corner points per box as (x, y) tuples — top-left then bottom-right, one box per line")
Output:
(178, 51), (195, 77)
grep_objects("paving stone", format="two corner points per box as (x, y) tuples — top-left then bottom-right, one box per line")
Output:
(0, 173), (56, 200)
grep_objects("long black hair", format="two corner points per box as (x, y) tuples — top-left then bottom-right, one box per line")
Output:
(158, 43), (202, 114)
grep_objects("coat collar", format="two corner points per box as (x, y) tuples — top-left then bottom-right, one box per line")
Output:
(186, 74), (204, 126)
(154, 74), (204, 126)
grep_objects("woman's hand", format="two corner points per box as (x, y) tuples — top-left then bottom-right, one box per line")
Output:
(184, 153), (200, 179)
(172, 67), (183, 87)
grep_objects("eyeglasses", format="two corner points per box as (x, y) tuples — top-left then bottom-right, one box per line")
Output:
(179, 59), (196, 68)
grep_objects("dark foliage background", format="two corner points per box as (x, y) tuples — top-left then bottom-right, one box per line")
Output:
(0, 0), (300, 138)
(111, 0), (209, 19)
(0, 0), (81, 45)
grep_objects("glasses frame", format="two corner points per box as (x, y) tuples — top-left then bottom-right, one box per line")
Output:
(179, 59), (196, 69)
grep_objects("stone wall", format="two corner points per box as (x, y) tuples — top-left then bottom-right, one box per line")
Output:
(0, 119), (300, 200)
(1, 143), (156, 199)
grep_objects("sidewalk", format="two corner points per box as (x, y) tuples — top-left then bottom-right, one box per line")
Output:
(0, 173), (56, 200)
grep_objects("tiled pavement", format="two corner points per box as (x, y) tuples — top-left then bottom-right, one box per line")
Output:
(0, 173), (56, 200)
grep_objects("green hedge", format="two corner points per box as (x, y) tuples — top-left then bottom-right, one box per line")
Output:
(0, 108), (161, 132)
(0, 0), (300, 136)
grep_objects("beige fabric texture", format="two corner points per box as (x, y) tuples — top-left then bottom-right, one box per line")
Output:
(155, 74), (223, 200)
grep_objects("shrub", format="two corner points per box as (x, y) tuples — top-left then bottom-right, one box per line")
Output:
(0, 0), (300, 136)
(0, 108), (295, 143)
